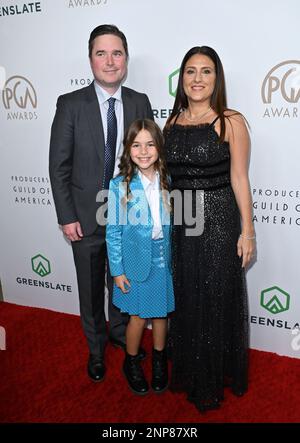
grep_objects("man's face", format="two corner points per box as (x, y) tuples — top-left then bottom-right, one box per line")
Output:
(90, 34), (127, 93)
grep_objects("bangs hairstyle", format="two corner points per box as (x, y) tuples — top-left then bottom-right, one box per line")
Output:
(118, 119), (170, 210)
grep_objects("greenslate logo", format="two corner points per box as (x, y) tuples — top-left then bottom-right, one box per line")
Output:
(31, 254), (51, 277)
(169, 68), (180, 97)
(260, 286), (290, 314)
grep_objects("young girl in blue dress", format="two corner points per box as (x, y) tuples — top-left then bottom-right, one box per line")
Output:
(106, 119), (174, 395)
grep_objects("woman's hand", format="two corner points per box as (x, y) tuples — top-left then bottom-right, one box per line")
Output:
(114, 274), (131, 293)
(237, 234), (256, 268)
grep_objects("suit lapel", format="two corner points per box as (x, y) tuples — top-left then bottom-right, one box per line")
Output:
(84, 85), (136, 164)
(160, 188), (171, 230)
(122, 87), (136, 132)
(85, 82), (105, 163)
(130, 174), (152, 226)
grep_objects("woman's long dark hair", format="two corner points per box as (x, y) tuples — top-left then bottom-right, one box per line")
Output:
(118, 119), (170, 210)
(166, 46), (238, 143)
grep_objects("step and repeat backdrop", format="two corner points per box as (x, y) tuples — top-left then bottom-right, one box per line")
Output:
(0, 0), (299, 357)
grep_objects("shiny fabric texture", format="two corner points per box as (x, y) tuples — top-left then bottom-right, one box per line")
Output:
(106, 174), (174, 318)
(106, 174), (171, 282)
(165, 120), (249, 412)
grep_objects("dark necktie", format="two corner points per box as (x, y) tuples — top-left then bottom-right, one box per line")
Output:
(103, 97), (117, 189)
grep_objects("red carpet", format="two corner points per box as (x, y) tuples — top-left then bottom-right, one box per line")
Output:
(0, 301), (300, 423)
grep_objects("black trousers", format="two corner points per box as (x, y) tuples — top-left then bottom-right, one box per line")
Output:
(71, 225), (128, 357)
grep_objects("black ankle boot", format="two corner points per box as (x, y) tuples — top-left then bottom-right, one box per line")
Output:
(123, 352), (149, 395)
(151, 348), (168, 393)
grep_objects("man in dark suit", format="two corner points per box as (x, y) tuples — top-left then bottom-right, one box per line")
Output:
(49, 24), (153, 382)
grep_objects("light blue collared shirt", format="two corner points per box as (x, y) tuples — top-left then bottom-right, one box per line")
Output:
(94, 82), (124, 177)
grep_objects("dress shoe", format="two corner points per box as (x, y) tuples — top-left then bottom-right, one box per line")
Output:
(109, 336), (146, 360)
(123, 352), (149, 395)
(87, 354), (105, 382)
(151, 348), (168, 393)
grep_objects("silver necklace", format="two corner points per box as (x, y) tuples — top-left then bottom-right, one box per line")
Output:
(184, 106), (212, 122)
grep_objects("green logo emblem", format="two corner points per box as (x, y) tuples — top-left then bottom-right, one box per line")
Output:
(31, 254), (51, 277)
(260, 286), (290, 314)
(168, 68), (180, 97)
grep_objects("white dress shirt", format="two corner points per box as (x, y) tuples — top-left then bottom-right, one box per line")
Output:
(139, 170), (163, 239)
(94, 82), (124, 177)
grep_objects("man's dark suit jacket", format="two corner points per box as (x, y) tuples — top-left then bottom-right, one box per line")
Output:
(49, 82), (153, 236)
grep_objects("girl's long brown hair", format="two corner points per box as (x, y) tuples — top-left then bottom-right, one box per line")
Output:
(118, 119), (170, 210)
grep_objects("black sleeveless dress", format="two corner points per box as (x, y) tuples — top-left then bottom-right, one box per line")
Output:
(164, 116), (249, 412)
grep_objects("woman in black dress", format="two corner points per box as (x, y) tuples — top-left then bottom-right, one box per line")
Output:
(164, 46), (255, 412)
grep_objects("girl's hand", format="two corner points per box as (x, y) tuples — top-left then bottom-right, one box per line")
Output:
(237, 234), (256, 268)
(114, 274), (131, 293)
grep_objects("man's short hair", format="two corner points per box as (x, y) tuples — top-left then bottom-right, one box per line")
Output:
(88, 24), (128, 58)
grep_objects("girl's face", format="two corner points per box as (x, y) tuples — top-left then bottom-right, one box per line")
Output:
(183, 53), (216, 105)
(130, 129), (159, 177)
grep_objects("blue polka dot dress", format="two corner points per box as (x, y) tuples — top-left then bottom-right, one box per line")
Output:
(113, 238), (174, 318)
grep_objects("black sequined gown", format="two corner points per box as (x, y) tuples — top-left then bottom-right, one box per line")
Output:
(165, 116), (249, 412)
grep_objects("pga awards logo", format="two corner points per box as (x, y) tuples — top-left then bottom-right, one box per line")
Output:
(2, 75), (38, 120)
(261, 60), (300, 118)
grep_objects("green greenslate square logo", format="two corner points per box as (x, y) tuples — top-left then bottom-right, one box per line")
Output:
(260, 286), (290, 314)
(31, 254), (51, 277)
(169, 68), (180, 97)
